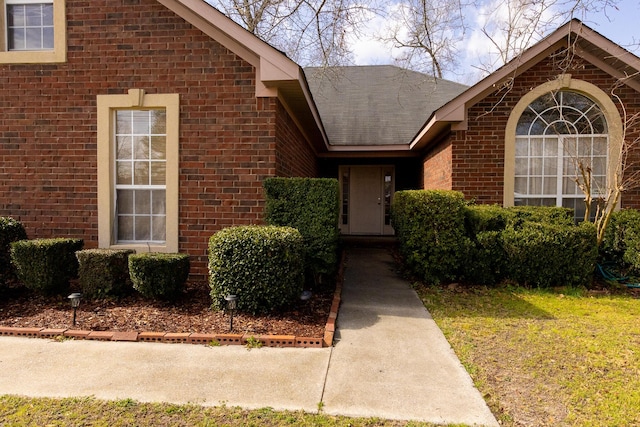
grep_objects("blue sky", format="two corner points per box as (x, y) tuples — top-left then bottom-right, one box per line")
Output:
(349, 0), (639, 83)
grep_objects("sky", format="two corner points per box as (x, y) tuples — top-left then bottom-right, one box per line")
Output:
(347, 0), (640, 84)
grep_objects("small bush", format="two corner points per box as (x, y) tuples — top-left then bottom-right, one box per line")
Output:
(263, 177), (339, 288)
(76, 249), (135, 298)
(502, 221), (597, 287)
(208, 225), (304, 314)
(10, 238), (84, 294)
(600, 208), (640, 273)
(0, 217), (28, 287)
(391, 190), (471, 284)
(128, 253), (189, 300)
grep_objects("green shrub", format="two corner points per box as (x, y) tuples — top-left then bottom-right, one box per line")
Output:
(600, 208), (640, 273)
(76, 249), (134, 298)
(391, 190), (471, 284)
(208, 225), (304, 314)
(502, 221), (597, 287)
(464, 204), (510, 235)
(263, 177), (339, 288)
(128, 253), (189, 300)
(505, 205), (575, 228)
(0, 217), (27, 287)
(462, 230), (507, 285)
(10, 238), (83, 294)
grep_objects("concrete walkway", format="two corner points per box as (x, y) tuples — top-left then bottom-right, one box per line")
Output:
(0, 247), (497, 426)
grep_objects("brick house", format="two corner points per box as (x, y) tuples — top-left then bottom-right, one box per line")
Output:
(1, 1), (639, 281)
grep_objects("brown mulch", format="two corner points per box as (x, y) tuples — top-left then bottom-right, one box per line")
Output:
(0, 281), (333, 338)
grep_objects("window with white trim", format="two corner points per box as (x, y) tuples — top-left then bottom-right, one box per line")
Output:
(97, 90), (179, 253)
(514, 91), (608, 220)
(0, 0), (65, 63)
(115, 109), (167, 244)
(5, 0), (53, 50)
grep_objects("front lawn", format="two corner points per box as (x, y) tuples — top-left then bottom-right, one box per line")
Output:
(417, 284), (640, 426)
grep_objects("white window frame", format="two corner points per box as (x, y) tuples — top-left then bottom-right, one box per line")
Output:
(504, 75), (623, 214)
(97, 89), (180, 253)
(0, 0), (66, 63)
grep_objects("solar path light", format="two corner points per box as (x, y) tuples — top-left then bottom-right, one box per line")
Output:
(68, 293), (82, 326)
(224, 294), (237, 332)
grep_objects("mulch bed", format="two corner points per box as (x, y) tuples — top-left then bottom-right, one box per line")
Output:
(0, 281), (333, 338)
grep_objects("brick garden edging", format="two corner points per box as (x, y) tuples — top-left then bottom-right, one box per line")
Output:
(0, 252), (344, 349)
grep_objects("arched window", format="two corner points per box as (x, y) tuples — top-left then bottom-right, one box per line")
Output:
(514, 90), (608, 220)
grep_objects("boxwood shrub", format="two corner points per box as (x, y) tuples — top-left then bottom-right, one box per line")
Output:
(208, 225), (304, 314)
(10, 238), (83, 294)
(502, 221), (597, 287)
(505, 205), (574, 228)
(263, 177), (339, 288)
(391, 190), (471, 284)
(128, 253), (190, 300)
(0, 217), (27, 287)
(601, 208), (640, 273)
(76, 249), (135, 298)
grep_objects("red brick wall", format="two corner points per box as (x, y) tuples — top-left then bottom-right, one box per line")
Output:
(422, 137), (452, 190)
(275, 100), (318, 177)
(0, 0), (314, 281)
(424, 52), (640, 206)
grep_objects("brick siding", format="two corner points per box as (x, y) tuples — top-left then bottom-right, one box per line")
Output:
(0, 0), (315, 281)
(422, 52), (640, 206)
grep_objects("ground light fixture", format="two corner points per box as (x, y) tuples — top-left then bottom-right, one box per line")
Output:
(224, 294), (238, 332)
(68, 293), (82, 326)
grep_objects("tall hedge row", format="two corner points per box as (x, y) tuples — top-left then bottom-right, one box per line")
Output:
(0, 217), (27, 287)
(600, 208), (640, 273)
(391, 190), (470, 285)
(263, 177), (339, 287)
(392, 191), (599, 287)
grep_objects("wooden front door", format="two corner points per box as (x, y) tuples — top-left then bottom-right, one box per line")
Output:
(340, 166), (394, 235)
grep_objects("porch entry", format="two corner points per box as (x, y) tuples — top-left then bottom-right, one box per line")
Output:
(339, 166), (395, 235)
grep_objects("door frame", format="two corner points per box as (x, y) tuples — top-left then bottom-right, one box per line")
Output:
(339, 165), (395, 235)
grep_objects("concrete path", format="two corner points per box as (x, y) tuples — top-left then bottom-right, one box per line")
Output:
(0, 247), (497, 426)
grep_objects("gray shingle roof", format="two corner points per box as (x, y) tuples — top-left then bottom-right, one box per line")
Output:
(304, 65), (468, 146)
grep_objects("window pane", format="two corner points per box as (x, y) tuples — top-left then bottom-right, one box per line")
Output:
(152, 190), (166, 215)
(514, 177), (527, 194)
(563, 177), (579, 195)
(543, 158), (557, 175)
(152, 216), (166, 241)
(515, 158), (528, 175)
(116, 161), (132, 185)
(135, 217), (150, 241)
(117, 217), (134, 241)
(133, 136), (149, 159)
(134, 190), (151, 214)
(543, 138), (557, 156)
(150, 162), (166, 185)
(117, 190), (134, 214)
(151, 110), (166, 133)
(543, 177), (557, 194)
(133, 161), (149, 185)
(150, 136), (166, 159)
(116, 111), (132, 134)
(529, 177), (542, 194)
(42, 27), (53, 49)
(116, 136), (132, 159)
(131, 111), (150, 134)
(515, 138), (528, 156)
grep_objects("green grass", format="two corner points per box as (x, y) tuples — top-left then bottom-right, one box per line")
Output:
(0, 395), (451, 426)
(417, 284), (640, 427)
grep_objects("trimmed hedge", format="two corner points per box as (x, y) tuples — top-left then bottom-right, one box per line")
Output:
(601, 208), (640, 273)
(76, 249), (135, 298)
(10, 238), (84, 294)
(502, 221), (598, 287)
(505, 205), (574, 228)
(0, 217), (27, 287)
(208, 225), (304, 314)
(391, 190), (470, 284)
(263, 177), (339, 288)
(128, 253), (189, 300)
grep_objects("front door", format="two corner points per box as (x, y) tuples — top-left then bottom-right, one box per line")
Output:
(340, 166), (394, 235)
